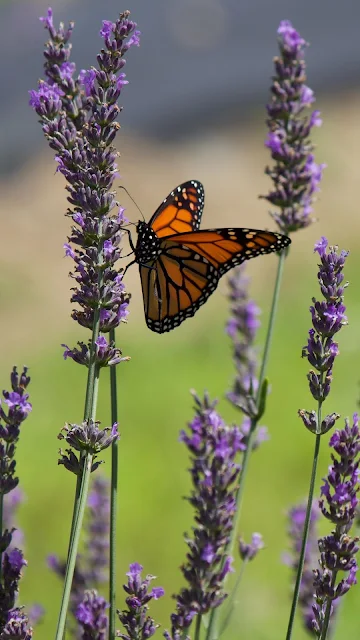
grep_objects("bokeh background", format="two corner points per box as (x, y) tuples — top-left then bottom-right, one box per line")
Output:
(0, 0), (359, 638)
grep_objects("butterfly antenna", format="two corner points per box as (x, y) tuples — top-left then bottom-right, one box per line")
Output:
(119, 185), (145, 222)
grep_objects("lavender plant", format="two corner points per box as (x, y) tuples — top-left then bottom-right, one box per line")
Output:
(0, 368), (32, 637)
(313, 416), (359, 638)
(29, 8), (139, 639)
(221, 17), (325, 575)
(286, 237), (349, 640)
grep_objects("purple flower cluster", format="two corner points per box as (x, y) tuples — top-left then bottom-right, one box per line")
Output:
(76, 590), (109, 640)
(117, 563), (164, 640)
(29, 9), (138, 367)
(0, 608), (33, 639)
(300, 237), (348, 434)
(312, 416), (360, 635)
(0, 368), (31, 496)
(0, 369), (32, 635)
(285, 502), (322, 633)
(85, 476), (110, 585)
(167, 394), (244, 636)
(58, 420), (118, 475)
(226, 266), (260, 412)
(262, 20), (325, 234)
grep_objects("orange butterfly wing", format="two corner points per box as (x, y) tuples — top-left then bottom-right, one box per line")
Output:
(148, 180), (205, 237)
(140, 228), (290, 333)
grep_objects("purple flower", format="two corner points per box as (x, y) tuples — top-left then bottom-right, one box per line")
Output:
(300, 239), (348, 433)
(312, 415), (360, 636)
(239, 533), (264, 562)
(58, 420), (119, 474)
(76, 590), (109, 640)
(117, 564), (164, 640)
(0, 608), (33, 639)
(168, 394), (243, 636)
(0, 368), (31, 497)
(85, 476), (110, 585)
(226, 266), (260, 413)
(261, 20), (325, 234)
(29, 9), (136, 361)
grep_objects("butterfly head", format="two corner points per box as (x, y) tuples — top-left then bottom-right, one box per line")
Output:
(135, 220), (162, 265)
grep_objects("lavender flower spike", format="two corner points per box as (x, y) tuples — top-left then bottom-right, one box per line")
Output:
(226, 265), (260, 413)
(300, 238), (348, 434)
(262, 20), (325, 234)
(117, 563), (164, 640)
(312, 414), (360, 636)
(167, 394), (243, 638)
(76, 590), (109, 640)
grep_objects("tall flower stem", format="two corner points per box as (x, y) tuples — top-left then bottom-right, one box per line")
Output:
(55, 452), (93, 640)
(109, 327), (119, 640)
(286, 428), (322, 640)
(206, 251), (287, 640)
(57, 294), (102, 635)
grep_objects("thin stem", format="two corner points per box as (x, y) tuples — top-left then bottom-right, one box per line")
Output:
(109, 327), (119, 640)
(55, 452), (93, 640)
(194, 614), (202, 640)
(285, 396), (323, 640)
(205, 250), (287, 640)
(319, 570), (338, 640)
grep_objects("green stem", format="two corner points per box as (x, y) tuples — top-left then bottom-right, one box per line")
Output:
(285, 396), (323, 640)
(205, 250), (287, 640)
(109, 327), (119, 640)
(55, 452), (93, 640)
(194, 614), (202, 640)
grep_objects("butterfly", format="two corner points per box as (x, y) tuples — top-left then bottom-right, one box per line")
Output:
(125, 180), (291, 333)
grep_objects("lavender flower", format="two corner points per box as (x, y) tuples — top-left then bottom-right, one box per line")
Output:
(58, 420), (119, 475)
(29, 10), (136, 360)
(0, 550), (27, 630)
(76, 590), (108, 640)
(0, 369), (31, 632)
(239, 533), (264, 562)
(117, 563), (164, 640)
(262, 20), (325, 234)
(0, 608), (32, 639)
(0, 368), (31, 497)
(300, 238), (348, 434)
(226, 266), (260, 413)
(312, 416), (360, 635)
(285, 502), (321, 633)
(85, 476), (110, 585)
(167, 394), (243, 636)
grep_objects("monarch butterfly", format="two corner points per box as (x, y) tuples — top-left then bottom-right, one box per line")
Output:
(125, 180), (291, 333)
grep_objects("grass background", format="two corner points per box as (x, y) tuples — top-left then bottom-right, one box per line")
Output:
(1, 93), (360, 638)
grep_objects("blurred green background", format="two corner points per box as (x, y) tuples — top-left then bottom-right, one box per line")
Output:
(1, 1), (360, 638)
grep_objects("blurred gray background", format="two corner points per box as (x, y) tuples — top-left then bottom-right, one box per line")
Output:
(0, 0), (359, 174)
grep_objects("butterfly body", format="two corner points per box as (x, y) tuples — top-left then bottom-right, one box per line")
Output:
(131, 180), (291, 333)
